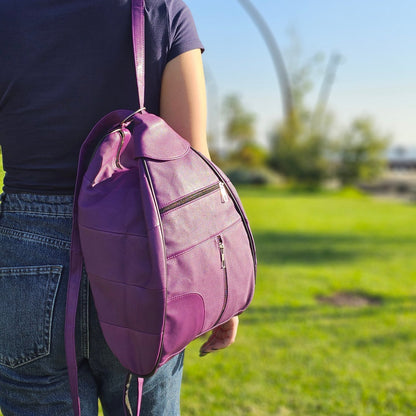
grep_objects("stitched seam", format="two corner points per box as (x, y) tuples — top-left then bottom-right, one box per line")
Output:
(0, 209), (72, 218)
(166, 218), (241, 260)
(165, 0), (172, 50)
(0, 226), (71, 250)
(0, 265), (62, 368)
(79, 223), (147, 238)
(88, 273), (163, 291)
(0, 350), (50, 368)
(0, 265), (62, 277)
(44, 267), (63, 366)
(100, 320), (160, 337)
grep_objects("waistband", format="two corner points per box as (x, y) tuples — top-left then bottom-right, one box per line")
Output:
(0, 193), (74, 216)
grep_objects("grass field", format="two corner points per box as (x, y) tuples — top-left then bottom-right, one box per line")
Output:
(0, 161), (415, 414)
(181, 187), (416, 416)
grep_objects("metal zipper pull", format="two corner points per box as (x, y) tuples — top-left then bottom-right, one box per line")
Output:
(218, 236), (226, 269)
(219, 182), (229, 203)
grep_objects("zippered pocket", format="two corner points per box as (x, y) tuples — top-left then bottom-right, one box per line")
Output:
(160, 181), (228, 215)
(213, 235), (229, 326)
(192, 151), (256, 271)
(166, 220), (255, 334)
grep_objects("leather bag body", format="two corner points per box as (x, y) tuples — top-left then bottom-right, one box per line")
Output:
(77, 110), (256, 376)
(64, 1), (256, 414)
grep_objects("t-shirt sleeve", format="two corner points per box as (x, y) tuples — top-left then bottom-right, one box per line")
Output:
(166, 0), (204, 62)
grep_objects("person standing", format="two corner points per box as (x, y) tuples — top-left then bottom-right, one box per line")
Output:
(0, 0), (238, 414)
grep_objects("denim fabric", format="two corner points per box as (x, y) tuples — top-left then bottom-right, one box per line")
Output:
(0, 193), (183, 416)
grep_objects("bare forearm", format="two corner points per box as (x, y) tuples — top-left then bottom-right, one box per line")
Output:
(160, 49), (210, 159)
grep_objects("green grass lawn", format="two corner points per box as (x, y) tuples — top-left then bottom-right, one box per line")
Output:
(0, 166), (415, 414)
(181, 187), (416, 416)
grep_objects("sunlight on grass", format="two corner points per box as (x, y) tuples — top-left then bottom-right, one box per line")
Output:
(0, 182), (415, 416)
(181, 187), (416, 416)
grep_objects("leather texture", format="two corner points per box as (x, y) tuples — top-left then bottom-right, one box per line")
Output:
(77, 111), (256, 376)
(64, 0), (256, 415)
(65, 110), (257, 416)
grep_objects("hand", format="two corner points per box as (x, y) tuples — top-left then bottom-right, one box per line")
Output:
(199, 316), (239, 357)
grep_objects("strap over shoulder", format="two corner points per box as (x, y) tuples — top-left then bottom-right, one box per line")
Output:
(132, 0), (145, 108)
(65, 2), (147, 415)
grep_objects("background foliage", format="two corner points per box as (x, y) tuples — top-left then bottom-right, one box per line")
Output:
(217, 40), (390, 188)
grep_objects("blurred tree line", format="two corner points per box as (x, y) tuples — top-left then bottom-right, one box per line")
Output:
(214, 50), (390, 188)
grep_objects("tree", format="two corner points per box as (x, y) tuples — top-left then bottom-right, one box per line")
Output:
(269, 112), (330, 187)
(223, 95), (256, 145)
(335, 117), (390, 185)
(228, 141), (268, 168)
(222, 94), (269, 168)
(268, 46), (332, 187)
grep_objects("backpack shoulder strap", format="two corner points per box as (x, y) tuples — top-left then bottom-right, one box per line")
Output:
(65, 0), (146, 412)
(64, 110), (135, 416)
(132, 0), (145, 109)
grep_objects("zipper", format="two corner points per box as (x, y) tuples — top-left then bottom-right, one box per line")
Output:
(219, 181), (229, 203)
(214, 235), (229, 326)
(159, 182), (228, 215)
(193, 150), (256, 273)
(219, 236), (226, 269)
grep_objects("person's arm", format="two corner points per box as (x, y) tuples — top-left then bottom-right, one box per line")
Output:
(160, 48), (210, 158)
(160, 48), (239, 355)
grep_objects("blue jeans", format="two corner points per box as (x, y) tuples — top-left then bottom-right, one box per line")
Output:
(0, 193), (183, 416)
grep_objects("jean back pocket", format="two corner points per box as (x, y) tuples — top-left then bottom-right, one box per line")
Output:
(0, 265), (62, 368)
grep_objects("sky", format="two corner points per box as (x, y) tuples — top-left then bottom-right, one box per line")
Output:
(185, 0), (416, 152)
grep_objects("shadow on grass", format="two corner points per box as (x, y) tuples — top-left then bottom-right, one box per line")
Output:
(353, 330), (415, 348)
(243, 295), (416, 326)
(242, 302), (416, 352)
(254, 231), (368, 265)
(253, 230), (416, 265)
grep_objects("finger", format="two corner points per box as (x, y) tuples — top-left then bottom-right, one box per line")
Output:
(199, 317), (239, 355)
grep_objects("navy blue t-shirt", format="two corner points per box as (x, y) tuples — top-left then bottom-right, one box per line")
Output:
(0, 0), (203, 193)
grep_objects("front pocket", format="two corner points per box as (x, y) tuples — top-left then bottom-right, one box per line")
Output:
(166, 220), (255, 333)
(166, 234), (228, 333)
(159, 181), (227, 214)
(162, 293), (205, 360)
(0, 265), (62, 368)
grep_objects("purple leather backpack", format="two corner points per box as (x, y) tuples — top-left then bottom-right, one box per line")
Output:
(65, 1), (256, 415)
